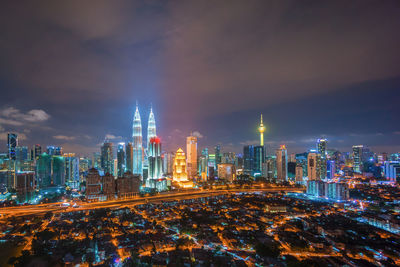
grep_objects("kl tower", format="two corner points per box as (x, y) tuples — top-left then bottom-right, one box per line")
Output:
(258, 114), (265, 146)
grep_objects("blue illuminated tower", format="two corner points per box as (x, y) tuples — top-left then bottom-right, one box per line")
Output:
(132, 103), (143, 177)
(147, 106), (156, 147)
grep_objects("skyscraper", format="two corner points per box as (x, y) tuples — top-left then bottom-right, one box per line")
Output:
(308, 151), (321, 180)
(317, 139), (327, 178)
(276, 145), (288, 183)
(186, 135), (198, 178)
(253, 146), (265, 177)
(258, 114), (265, 146)
(64, 153), (79, 189)
(352, 145), (363, 173)
(117, 143), (126, 177)
(34, 144), (42, 160)
(147, 106), (156, 146)
(243, 145), (254, 176)
(101, 142), (114, 175)
(125, 142), (133, 173)
(132, 103), (143, 177)
(173, 148), (192, 188)
(215, 144), (222, 167)
(7, 133), (18, 160)
(147, 137), (163, 185)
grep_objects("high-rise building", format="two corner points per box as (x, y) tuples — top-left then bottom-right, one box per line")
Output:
(258, 114), (265, 146)
(384, 161), (400, 182)
(352, 145), (363, 173)
(117, 143), (126, 177)
(295, 164), (303, 183)
(147, 106), (156, 146)
(92, 152), (101, 169)
(162, 152), (174, 175)
(326, 160), (336, 179)
(186, 135), (198, 178)
(147, 137), (163, 184)
(295, 152), (308, 177)
(101, 142), (114, 175)
(276, 145), (288, 183)
(317, 139), (327, 178)
(198, 155), (208, 180)
(34, 144), (42, 160)
(215, 144), (222, 167)
(132, 103), (143, 177)
(64, 153), (79, 189)
(125, 142), (133, 173)
(218, 163), (236, 182)
(7, 133), (18, 160)
(173, 148), (188, 183)
(308, 151), (321, 180)
(243, 145), (254, 176)
(253, 146), (265, 177)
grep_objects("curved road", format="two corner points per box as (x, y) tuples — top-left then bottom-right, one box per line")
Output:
(0, 187), (304, 219)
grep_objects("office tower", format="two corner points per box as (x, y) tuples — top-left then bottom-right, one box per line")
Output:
(147, 106), (157, 146)
(215, 144), (222, 167)
(308, 151), (321, 180)
(47, 146), (62, 156)
(7, 133), (18, 160)
(162, 152), (174, 175)
(186, 135), (198, 178)
(243, 145), (254, 176)
(198, 155), (208, 180)
(326, 182), (349, 200)
(352, 145), (363, 173)
(295, 153), (308, 177)
(132, 103), (143, 176)
(79, 157), (90, 173)
(173, 148), (191, 185)
(102, 173), (116, 200)
(253, 145), (265, 177)
(222, 152), (236, 164)
(147, 137), (163, 182)
(34, 144), (42, 160)
(276, 145), (288, 182)
(113, 159), (118, 177)
(117, 143), (126, 177)
(326, 160), (336, 179)
(125, 142), (133, 173)
(64, 153), (79, 189)
(36, 153), (51, 187)
(295, 164), (303, 183)
(15, 146), (28, 162)
(384, 161), (400, 182)
(92, 152), (101, 169)
(218, 163), (236, 182)
(306, 180), (326, 197)
(52, 156), (65, 186)
(265, 156), (276, 180)
(101, 142), (114, 175)
(202, 148), (209, 157)
(258, 114), (265, 146)
(317, 139), (327, 179)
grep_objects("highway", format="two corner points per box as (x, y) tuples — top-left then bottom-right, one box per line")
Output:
(0, 187), (304, 219)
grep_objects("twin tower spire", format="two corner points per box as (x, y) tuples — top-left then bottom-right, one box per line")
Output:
(132, 102), (156, 176)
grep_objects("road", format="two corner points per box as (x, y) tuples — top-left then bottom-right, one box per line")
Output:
(0, 187), (304, 219)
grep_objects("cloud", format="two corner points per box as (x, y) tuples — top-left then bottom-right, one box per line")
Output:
(192, 131), (203, 138)
(53, 135), (76, 141)
(240, 140), (258, 146)
(0, 107), (50, 123)
(394, 131), (400, 135)
(105, 134), (123, 140)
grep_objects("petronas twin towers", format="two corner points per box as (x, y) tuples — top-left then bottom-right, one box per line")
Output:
(132, 103), (156, 177)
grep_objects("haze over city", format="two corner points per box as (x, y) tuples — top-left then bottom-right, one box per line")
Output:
(0, 1), (399, 155)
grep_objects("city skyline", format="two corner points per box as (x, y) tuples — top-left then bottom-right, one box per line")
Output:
(0, 1), (399, 155)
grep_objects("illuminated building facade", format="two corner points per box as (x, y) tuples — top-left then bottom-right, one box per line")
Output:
(47, 146), (63, 156)
(186, 135), (198, 178)
(162, 152), (174, 175)
(101, 142), (114, 175)
(64, 153), (79, 189)
(218, 163), (236, 182)
(7, 133), (18, 160)
(243, 145), (254, 176)
(173, 148), (192, 188)
(253, 145), (265, 177)
(317, 138), (327, 178)
(132, 104), (143, 177)
(147, 137), (163, 186)
(147, 107), (156, 146)
(308, 151), (321, 180)
(352, 145), (363, 173)
(276, 145), (288, 182)
(117, 143), (126, 177)
(295, 164), (303, 183)
(258, 114), (265, 146)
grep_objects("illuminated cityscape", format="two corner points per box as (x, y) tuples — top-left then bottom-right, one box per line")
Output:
(0, 1), (400, 266)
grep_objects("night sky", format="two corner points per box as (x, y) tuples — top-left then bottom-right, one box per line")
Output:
(0, 1), (399, 156)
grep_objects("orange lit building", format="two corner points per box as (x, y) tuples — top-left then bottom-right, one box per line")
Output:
(173, 148), (193, 188)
